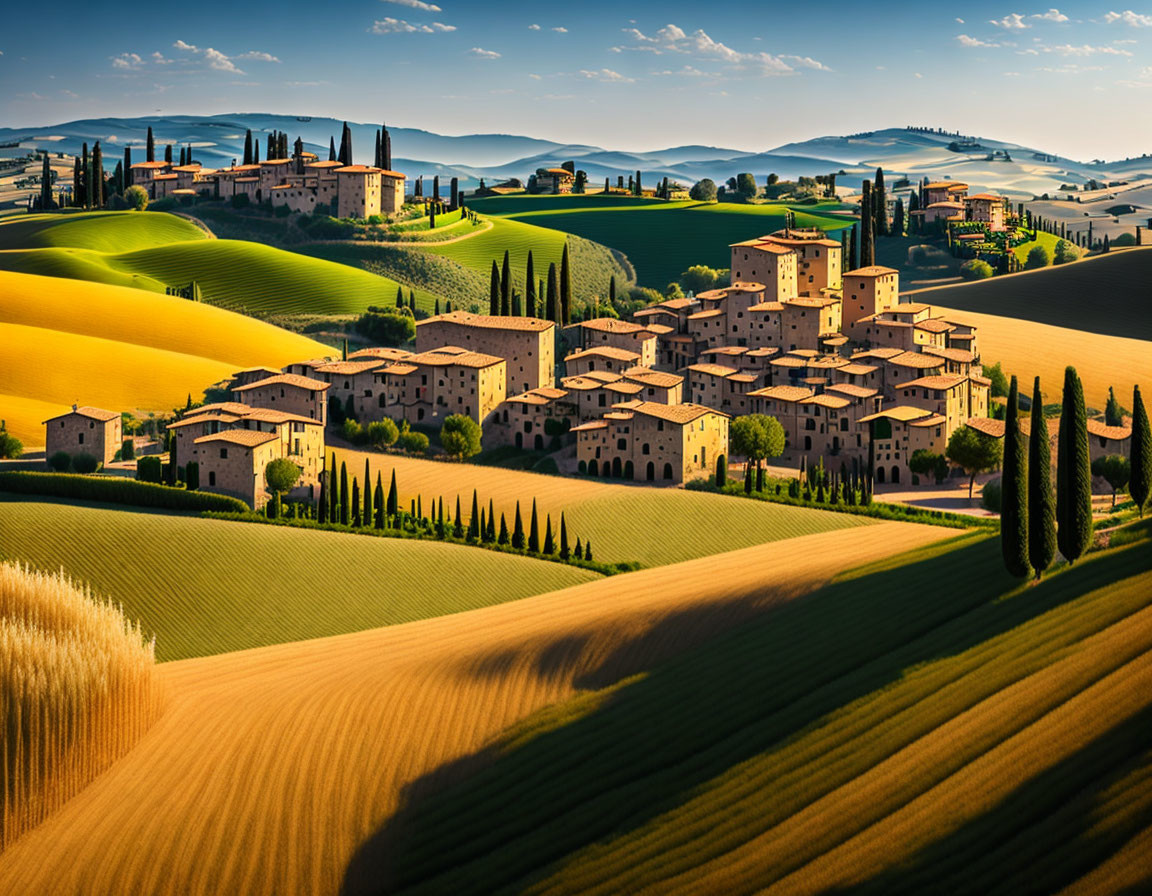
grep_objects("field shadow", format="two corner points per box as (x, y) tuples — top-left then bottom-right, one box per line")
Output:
(342, 537), (1151, 895)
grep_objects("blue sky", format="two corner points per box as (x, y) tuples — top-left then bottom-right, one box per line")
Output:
(2, 1), (1149, 159)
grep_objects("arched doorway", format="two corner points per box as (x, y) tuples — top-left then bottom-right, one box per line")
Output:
(876, 466), (886, 484)
(646, 461), (655, 481)
(515, 432), (523, 448)
(534, 434), (544, 450)
(612, 457), (622, 477)
(624, 460), (634, 479)
(588, 459), (598, 476)
(891, 465), (901, 484)
(663, 462), (674, 480)
(578, 460), (587, 474)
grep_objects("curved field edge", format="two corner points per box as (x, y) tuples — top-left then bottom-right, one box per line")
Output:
(333, 447), (876, 568)
(0, 499), (602, 661)
(0, 522), (954, 896)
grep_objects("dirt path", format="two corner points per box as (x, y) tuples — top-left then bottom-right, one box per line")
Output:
(0, 523), (955, 896)
(171, 211), (217, 239)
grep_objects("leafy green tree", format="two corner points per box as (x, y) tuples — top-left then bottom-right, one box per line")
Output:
(1056, 366), (1092, 564)
(689, 179), (717, 201)
(1001, 376), (1031, 578)
(734, 172), (758, 201)
(946, 425), (1003, 501)
(909, 450), (946, 485)
(135, 455), (161, 481)
(982, 362), (1009, 399)
(124, 185), (148, 211)
(1024, 245), (1050, 269)
(729, 414), (785, 478)
(367, 419), (399, 449)
(265, 458), (301, 514)
(1105, 387), (1124, 427)
(1028, 377), (1056, 578)
(1131, 386), (1151, 517)
(0, 426), (23, 459)
(680, 265), (722, 294)
(1092, 454), (1130, 508)
(1053, 239), (1080, 264)
(72, 453), (100, 474)
(354, 308), (415, 345)
(441, 414), (482, 459)
(185, 461), (199, 491)
(397, 430), (430, 454)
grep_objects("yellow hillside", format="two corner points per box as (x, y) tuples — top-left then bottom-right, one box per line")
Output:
(934, 304), (1152, 409)
(0, 523), (951, 896)
(0, 271), (329, 445)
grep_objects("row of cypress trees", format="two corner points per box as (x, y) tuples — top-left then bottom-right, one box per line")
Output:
(1000, 370), (1150, 579)
(313, 457), (594, 562)
(487, 245), (571, 324)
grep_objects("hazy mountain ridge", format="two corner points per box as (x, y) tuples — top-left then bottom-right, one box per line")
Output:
(3, 115), (1148, 198)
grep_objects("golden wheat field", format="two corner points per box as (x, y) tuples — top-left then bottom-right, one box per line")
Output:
(933, 305), (1152, 410)
(0, 270), (328, 445)
(332, 447), (874, 567)
(0, 523), (952, 896)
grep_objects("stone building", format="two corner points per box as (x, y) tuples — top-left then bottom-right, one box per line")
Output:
(43, 405), (122, 467)
(416, 311), (556, 395)
(232, 373), (331, 426)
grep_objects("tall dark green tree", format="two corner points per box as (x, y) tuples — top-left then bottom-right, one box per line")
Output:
(893, 198), (905, 237)
(1028, 377), (1056, 578)
(351, 478), (361, 527)
(512, 501), (525, 548)
(363, 459), (372, 527)
(1000, 376), (1030, 577)
(79, 142), (89, 208)
(328, 136), (337, 162)
(543, 515), (554, 554)
(1056, 367), (1092, 564)
(243, 129), (253, 166)
(1130, 385), (1150, 517)
(560, 244), (572, 325)
(387, 469), (398, 516)
(339, 462), (350, 526)
(525, 250), (536, 318)
(328, 453), (338, 521)
(90, 142), (104, 209)
(500, 250), (512, 316)
(1105, 387), (1124, 427)
(860, 180), (875, 267)
(559, 513), (570, 559)
(545, 263), (559, 323)
(468, 489), (480, 540)
(318, 473), (328, 524)
(490, 260), (501, 316)
(124, 146), (132, 187)
(849, 223), (858, 270)
(873, 167), (888, 236)
(374, 472), (385, 528)
(164, 144), (173, 165)
(498, 513), (509, 545)
(39, 153), (52, 210)
(146, 126), (155, 163)
(486, 498), (495, 542)
(528, 499), (540, 552)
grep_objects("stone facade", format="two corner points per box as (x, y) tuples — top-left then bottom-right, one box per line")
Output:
(43, 406), (121, 466)
(416, 312), (556, 395)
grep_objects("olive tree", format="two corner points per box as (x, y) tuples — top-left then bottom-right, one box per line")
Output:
(440, 414), (482, 459)
(946, 426), (1003, 501)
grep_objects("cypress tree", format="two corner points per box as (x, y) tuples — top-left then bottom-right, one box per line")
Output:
(1056, 367), (1092, 564)
(574, 537), (583, 559)
(435, 299), (441, 315)
(432, 175), (440, 201)
(80, 143), (89, 207)
(339, 463), (350, 526)
(498, 513), (510, 545)
(381, 122), (392, 170)
(874, 167), (888, 236)
(487, 498), (496, 542)
(609, 275), (616, 306)
(164, 143), (173, 165)
(374, 473), (385, 529)
(584, 540), (593, 562)
(1130, 385), (1151, 517)
(528, 500), (540, 552)
(243, 129), (253, 166)
(374, 130), (381, 169)
(363, 460), (372, 526)
(559, 513), (570, 559)
(848, 223), (858, 270)
(1028, 377), (1056, 577)
(329, 453), (338, 520)
(146, 126), (155, 163)
(352, 478), (361, 526)
(396, 285), (405, 308)
(893, 198), (905, 237)
(409, 290), (416, 313)
(543, 515), (555, 554)
(860, 180), (874, 267)
(501, 250), (512, 316)
(545, 263), (558, 323)
(437, 498), (445, 538)
(1001, 376), (1030, 578)
(450, 177), (459, 210)
(1105, 387), (1123, 427)
(490, 260), (501, 316)
(525, 250), (536, 318)
(252, 140), (259, 164)
(318, 474), (328, 523)
(387, 469), (398, 516)
(328, 136), (336, 162)
(40, 153), (52, 210)
(453, 495), (464, 538)
(72, 157), (81, 207)
(512, 501), (525, 548)
(468, 489), (480, 540)
(560, 243), (572, 325)
(93, 142), (106, 208)
(124, 146), (132, 187)
(744, 462), (753, 494)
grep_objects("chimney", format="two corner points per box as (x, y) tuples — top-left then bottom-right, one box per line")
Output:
(72, 403), (78, 411)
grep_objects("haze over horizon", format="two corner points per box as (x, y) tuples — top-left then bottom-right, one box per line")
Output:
(2, 0), (1150, 161)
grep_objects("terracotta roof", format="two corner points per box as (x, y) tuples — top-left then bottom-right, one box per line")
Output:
(701, 346), (747, 357)
(180, 402), (252, 417)
(153, 174), (178, 181)
(804, 394), (851, 409)
(645, 323), (675, 335)
(907, 413), (947, 428)
(582, 370), (622, 384)
(561, 375), (611, 391)
(770, 356), (808, 368)
(43, 405), (120, 424)
(967, 193), (1001, 201)
(749, 385), (814, 402)
(860, 406), (934, 424)
(888, 351), (946, 370)
(844, 265), (899, 277)
(410, 346), (504, 369)
(748, 301), (785, 312)
(970, 374), (992, 387)
(827, 383), (878, 399)
(728, 281), (767, 291)
(695, 289), (728, 301)
(633, 401), (724, 424)
(784, 296), (838, 308)
(605, 381), (644, 395)
(130, 161), (170, 169)
(658, 297), (696, 310)
(334, 165), (378, 174)
(416, 311), (554, 332)
(313, 360), (386, 375)
(838, 363), (878, 375)
(171, 164), (202, 172)
(915, 319), (955, 334)
(233, 373), (331, 392)
(688, 309), (725, 320)
(194, 429), (279, 447)
(348, 347), (414, 361)
(729, 373), (757, 384)
(1086, 418), (1132, 440)
(382, 363), (419, 376)
(508, 387), (569, 405)
(822, 335), (849, 346)
(623, 367), (683, 388)
(896, 302), (932, 314)
(634, 307), (680, 318)
(896, 374), (968, 391)
(922, 345), (973, 362)
(808, 356), (849, 369)
(965, 417), (1004, 438)
(853, 347), (903, 360)
(167, 412), (245, 430)
(925, 201), (966, 209)
(582, 318), (652, 335)
(306, 161), (344, 169)
(730, 238), (792, 254)
(571, 420), (608, 432)
(565, 346), (641, 362)
(924, 181), (966, 189)
(688, 363), (739, 377)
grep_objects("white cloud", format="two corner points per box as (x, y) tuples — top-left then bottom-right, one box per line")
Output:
(781, 54), (831, 71)
(381, 0), (441, 10)
(111, 52), (144, 70)
(173, 39), (197, 51)
(1038, 63), (1105, 72)
(286, 80), (327, 87)
(1104, 9), (1152, 26)
(60, 89), (80, 99)
(957, 34), (1000, 47)
(618, 23), (816, 75)
(528, 23), (540, 30)
(578, 68), (634, 82)
(1003, 70), (1022, 75)
(1045, 42), (1133, 55)
(470, 47), (501, 58)
(990, 13), (1029, 28)
(653, 65), (711, 77)
(955, 17), (965, 23)
(151, 51), (173, 64)
(1018, 47), (1040, 54)
(1032, 8), (1068, 21)
(236, 50), (280, 63)
(370, 17), (455, 33)
(552, 26), (568, 32)
(202, 48), (243, 73)
(914, 72), (923, 78)
(529, 73), (542, 79)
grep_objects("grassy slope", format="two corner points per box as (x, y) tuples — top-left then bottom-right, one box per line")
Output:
(367, 526), (1152, 896)
(907, 246), (1152, 341)
(0, 499), (600, 661)
(0, 211), (207, 252)
(930, 303), (1152, 409)
(0, 270), (327, 444)
(468, 196), (851, 287)
(334, 447), (873, 568)
(0, 522), (953, 896)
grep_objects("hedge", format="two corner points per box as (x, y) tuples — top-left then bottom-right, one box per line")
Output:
(0, 472), (249, 513)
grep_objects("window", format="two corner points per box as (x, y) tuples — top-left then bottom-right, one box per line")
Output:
(617, 438), (627, 450)
(220, 448), (228, 459)
(209, 471), (216, 486)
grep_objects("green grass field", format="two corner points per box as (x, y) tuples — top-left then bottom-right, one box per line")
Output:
(360, 521), (1152, 894)
(908, 246), (1152, 341)
(0, 211), (207, 252)
(0, 499), (601, 661)
(1011, 229), (1064, 265)
(467, 196), (852, 287)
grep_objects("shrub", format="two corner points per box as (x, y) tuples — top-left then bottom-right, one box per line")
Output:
(341, 419), (366, 445)
(0, 430), (23, 459)
(689, 179), (717, 201)
(981, 476), (1003, 513)
(960, 259), (994, 280)
(0, 471), (249, 512)
(1024, 245), (1050, 269)
(48, 451), (71, 472)
(120, 438), (135, 461)
(71, 453), (100, 474)
(1053, 239), (1081, 264)
(354, 307), (416, 346)
(123, 185), (148, 211)
(441, 415), (482, 459)
(397, 430), (430, 455)
(185, 461), (200, 491)
(136, 456), (162, 483)
(367, 419), (400, 450)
